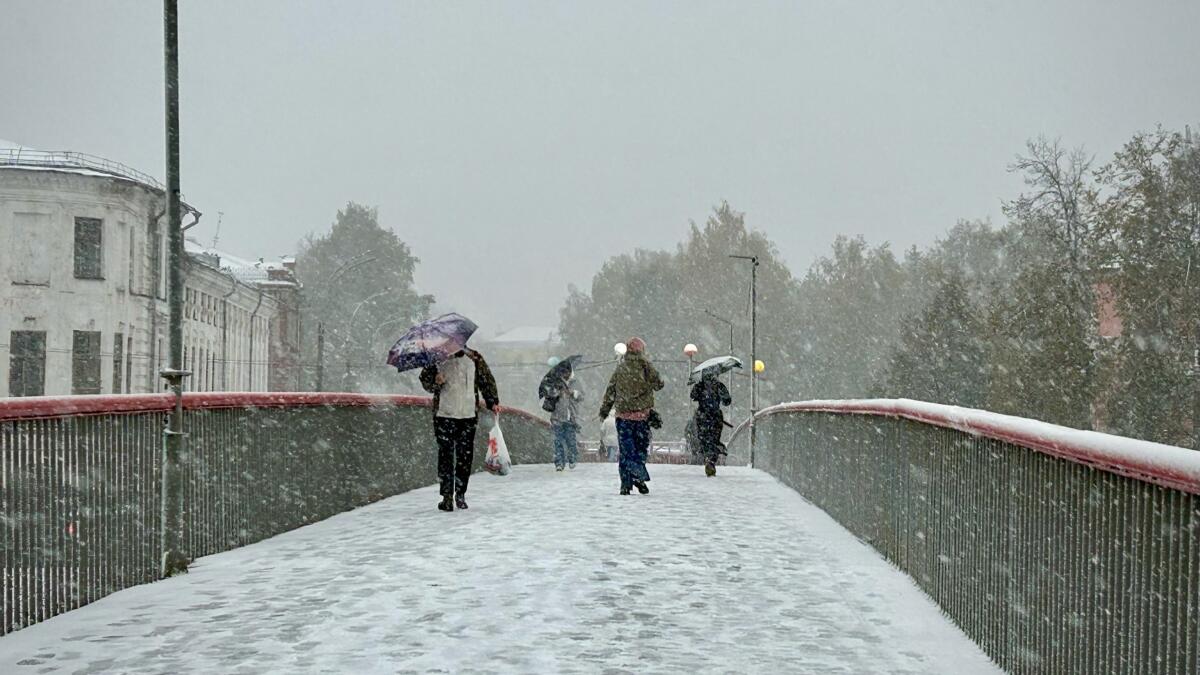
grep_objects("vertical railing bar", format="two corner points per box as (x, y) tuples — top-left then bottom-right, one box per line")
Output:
(37, 417), (48, 626)
(1, 422), (9, 635)
(16, 420), (25, 631)
(56, 416), (67, 620)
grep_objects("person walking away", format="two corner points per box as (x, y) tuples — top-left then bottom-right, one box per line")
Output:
(691, 370), (732, 476)
(600, 411), (620, 462)
(549, 366), (583, 470)
(420, 349), (500, 511)
(599, 337), (664, 495)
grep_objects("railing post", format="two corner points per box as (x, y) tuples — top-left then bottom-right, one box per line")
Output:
(159, 0), (190, 578)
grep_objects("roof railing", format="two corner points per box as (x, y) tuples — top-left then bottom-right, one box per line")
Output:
(0, 147), (164, 190)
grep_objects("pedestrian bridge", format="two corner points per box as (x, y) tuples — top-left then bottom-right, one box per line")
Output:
(0, 463), (998, 673)
(1, 394), (1198, 673)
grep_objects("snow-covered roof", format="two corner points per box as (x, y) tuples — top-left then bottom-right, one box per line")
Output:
(487, 326), (559, 345)
(0, 138), (181, 202)
(185, 238), (298, 288)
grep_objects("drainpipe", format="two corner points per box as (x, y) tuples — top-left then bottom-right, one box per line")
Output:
(148, 206), (165, 392)
(220, 277), (238, 390)
(248, 290), (265, 391)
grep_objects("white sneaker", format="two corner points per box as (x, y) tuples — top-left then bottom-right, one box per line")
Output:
(569, 462), (577, 470)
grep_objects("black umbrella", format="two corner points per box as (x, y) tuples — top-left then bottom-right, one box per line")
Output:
(540, 355), (583, 399)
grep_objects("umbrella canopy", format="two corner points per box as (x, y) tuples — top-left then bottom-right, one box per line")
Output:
(539, 354), (583, 398)
(386, 313), (478, 372)
(688, 355), (743, 385)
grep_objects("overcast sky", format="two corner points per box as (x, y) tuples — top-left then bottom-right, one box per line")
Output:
(3, 1), (1198, 332)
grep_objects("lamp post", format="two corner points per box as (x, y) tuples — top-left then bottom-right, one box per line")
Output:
(683, 343), (698, 407)
(158, 0), (190, 578)
(341, 287), (391, 388)
(730, 254), (759, 466)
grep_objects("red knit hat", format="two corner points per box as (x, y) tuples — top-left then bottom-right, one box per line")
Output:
(627, 337), (646, 353)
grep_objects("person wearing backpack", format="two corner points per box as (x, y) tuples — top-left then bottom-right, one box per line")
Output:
(691, 370), (732, 476)
(546, 365), (583, 470)
(598, 337), (664, 495)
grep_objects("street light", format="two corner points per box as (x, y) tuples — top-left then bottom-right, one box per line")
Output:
(311, 253), (376, 392)
(159, 0), (189, 578)
(342, 287), (392, 388)
(730, 254), (760, 466)
(683, 343), (698, 407)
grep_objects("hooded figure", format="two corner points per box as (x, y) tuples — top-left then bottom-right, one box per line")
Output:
(599, 337), (664, 495)
(547, 365), (583, 470)
(690, 371), (731, 476)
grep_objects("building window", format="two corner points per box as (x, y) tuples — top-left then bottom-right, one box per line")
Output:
(72, 330), (102, 395)
(10, 212), (52, 285)
(74, 217), (103, 279)
(113, 332), (124, 394)
(8, 331), (46, 397)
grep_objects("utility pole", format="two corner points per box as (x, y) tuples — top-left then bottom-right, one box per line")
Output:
(1190, 125), (1200, 452)
(159, 0), (189, 577)
(730, 255), (759, 466)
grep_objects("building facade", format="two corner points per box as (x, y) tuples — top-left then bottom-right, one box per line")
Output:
(0, 141), (298, 397)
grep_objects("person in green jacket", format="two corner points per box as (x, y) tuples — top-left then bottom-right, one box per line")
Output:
(598, 337), (664, 495)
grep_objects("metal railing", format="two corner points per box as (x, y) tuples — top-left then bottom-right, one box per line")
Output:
(0, 148), (164, 190)
(729, 399), (1200, 675)
(0, 393), (552, 636)
(578, 440), (699, 464)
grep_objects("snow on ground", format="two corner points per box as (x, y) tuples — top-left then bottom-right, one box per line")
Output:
(0, 464), (999, 674)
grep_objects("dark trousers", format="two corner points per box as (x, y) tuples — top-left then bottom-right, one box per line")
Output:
(434, 416), (477, 497)
(695, 413), (725, 463)
(616, 418), (651, 490)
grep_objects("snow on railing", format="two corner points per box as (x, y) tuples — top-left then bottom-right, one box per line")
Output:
(0, 392), (547, 427)
(732, 398), (1200, 674)
(0, 393), (551, 636)
(732, 398), (1200, 494)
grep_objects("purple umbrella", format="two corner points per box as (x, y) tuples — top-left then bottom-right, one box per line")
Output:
(386, 313), (479, 372)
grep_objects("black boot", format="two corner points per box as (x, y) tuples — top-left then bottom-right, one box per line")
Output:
(634, 481), (649, 494)
(437, 495), (454, 512)
(454, 494), (469, 510)
(705, 461), (716, 477)
(619, 486), (631, 495)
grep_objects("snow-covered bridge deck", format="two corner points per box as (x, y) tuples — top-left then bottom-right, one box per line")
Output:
(0, 464), (998, 674)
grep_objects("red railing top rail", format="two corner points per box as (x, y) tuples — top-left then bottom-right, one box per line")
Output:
(735, 398), (1200, 495)
(0, 392), (549, 428)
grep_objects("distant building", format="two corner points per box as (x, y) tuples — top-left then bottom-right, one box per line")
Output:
(0, 139), (299, 396)
(478, 326), (561, 415)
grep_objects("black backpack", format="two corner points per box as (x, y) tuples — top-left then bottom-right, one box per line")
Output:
(538, 380), (560, 413)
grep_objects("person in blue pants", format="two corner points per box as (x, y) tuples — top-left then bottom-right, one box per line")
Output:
(548, 365), (583, 470)
(598, 337), (664, 495)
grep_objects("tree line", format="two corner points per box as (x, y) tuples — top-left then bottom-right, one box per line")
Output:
(556, 126), (1200, 448)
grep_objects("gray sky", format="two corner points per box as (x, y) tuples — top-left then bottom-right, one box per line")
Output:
(3, 0), (1198, 332)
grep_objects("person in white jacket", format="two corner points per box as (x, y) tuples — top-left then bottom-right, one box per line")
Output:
(600, 412), (619, 462)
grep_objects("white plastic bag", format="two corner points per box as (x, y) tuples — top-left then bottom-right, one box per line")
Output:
(484, 416), (512, 476)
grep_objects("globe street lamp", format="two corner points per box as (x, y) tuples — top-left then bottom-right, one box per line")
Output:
(683, 343), (699, 407)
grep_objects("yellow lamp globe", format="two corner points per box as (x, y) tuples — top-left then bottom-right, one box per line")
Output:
(753, 359), (766, 374)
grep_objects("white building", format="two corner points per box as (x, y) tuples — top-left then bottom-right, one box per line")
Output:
(0, 139), (294, 397)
